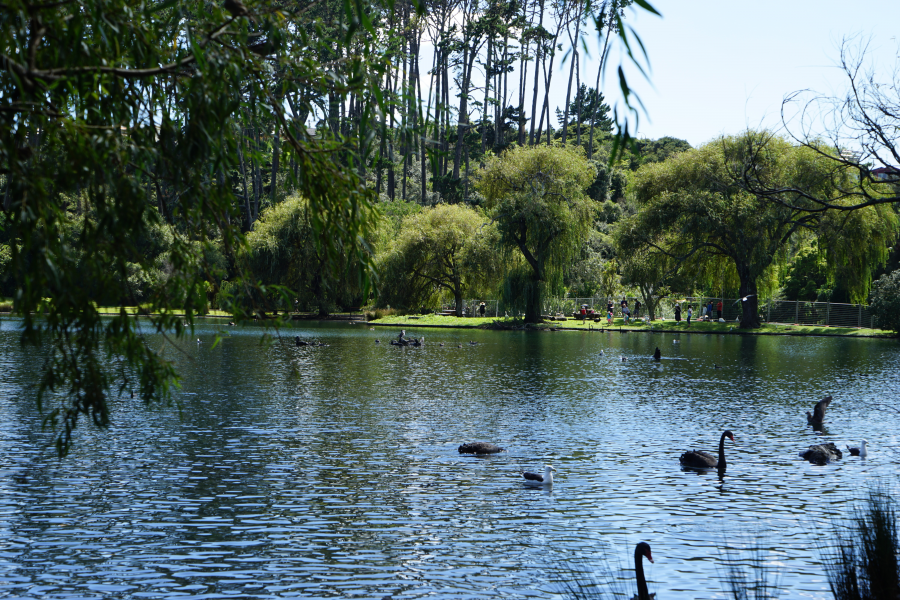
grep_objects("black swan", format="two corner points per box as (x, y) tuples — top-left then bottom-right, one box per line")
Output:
(521, 465), (556, 486)
(633, 542), (655, 600)
(847, 440), (868, 457)
(806, 395), (832, 426)
(653, 347), (661, 361)
(458, 442), (505, 454)
(680, 430), (734, 469)
(800, 442), (842, 465)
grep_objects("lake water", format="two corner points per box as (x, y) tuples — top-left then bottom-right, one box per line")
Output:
(0, 319), (898, 600)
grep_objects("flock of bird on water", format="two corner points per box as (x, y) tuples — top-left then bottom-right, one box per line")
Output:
(290, 329), (869, 600)
(455, 394), (866, 600)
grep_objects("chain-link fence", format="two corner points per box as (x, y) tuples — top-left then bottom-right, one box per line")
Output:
(438, 296), (876, 328)
(539, 296), (877, 328)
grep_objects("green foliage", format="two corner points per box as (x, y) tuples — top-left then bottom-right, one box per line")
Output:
(629, 136), (692, 168)
(565, 199), (622, 297)
(376, 204), (503, 314)
(0, 0), (387, 452)
(781, 245), (829, 301)
(556, 85), (613, 130)
(868, 269), (900, 333)
(586, 162), (628, 204)
(0, 243), (10, 293)
(618, 131), (896, 328)
(818, 204), (897, 303)
(477, 144), (596, 321)
(241, 196), (369, 315)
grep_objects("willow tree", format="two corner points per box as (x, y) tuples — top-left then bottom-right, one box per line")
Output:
(477, 145), (596, 322)
(240, 196), (372, 316)
(618, 131), (897, 328)
(0, 0), (387, 453)
(376, 204), (503, 315)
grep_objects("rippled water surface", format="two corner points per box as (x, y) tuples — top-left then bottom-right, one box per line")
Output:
(1, 319), (898, 600)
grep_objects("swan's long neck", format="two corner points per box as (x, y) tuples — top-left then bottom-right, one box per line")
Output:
(635, 550), (649, 600)
(718, 432), (728, 470)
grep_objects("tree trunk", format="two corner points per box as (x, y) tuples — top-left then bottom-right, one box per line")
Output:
(238, 130), (253, 231)
(481, 31), (492, 157)
(528, 0), (545, 145)
(561, 0), (583, 146)
(453, 37), (480, 179)
(497, 31), (509, 150)
(401, 18), (409, 202)
(524, 274), (542, 323)
(269, 127), (280, 205)
(517, 0), (529, 147)
(737, 263), (761, 328)
(587, 7), (613, 159)
(575, 52), (582, 147)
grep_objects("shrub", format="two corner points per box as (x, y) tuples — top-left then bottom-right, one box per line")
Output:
(868, 269), (900, 333)
(366, 307), (397, 321)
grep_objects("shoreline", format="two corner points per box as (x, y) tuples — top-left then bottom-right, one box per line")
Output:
(367, 319), (897, 339)
(3, 311), (894, 338)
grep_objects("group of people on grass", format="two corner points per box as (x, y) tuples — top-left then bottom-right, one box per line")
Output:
(673, 300), (724, 326)
(597, 298), (725, 326)
(602, 298), (642, 325)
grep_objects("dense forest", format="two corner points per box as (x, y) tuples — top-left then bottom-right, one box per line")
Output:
(1, 0), (899, 447)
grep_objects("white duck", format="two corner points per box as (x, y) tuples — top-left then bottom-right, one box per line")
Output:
(847, 440), (868, 458)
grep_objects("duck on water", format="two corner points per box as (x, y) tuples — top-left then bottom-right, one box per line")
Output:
(847, 440), (868, 457)
(458, 442), (505, 454)
(521, 465), (556, 487)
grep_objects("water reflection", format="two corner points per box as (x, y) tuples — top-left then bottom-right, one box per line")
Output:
(0, 320), (898, 599)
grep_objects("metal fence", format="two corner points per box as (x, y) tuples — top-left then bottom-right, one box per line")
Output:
(442, 296), (876, 328)
(541, 296), (877, 328)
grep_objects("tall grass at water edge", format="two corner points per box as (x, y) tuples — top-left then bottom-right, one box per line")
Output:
(555, 489), (898, 600)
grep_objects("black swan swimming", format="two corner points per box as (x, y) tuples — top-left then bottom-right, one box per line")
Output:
(800, 442), (842, 465)
(633, 542), (655, 600)
(458, 442), (505, 454)
(847, 440), (868, 457)
(680, 430), (734, 469)
(653, 347), (661, 361)
(806, 396), (832, 426)
(521, 465), (556, 486)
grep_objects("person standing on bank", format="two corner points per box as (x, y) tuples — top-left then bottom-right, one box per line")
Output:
(674, 304), (682, 322)
(479, 302), (486, 317)
(635, 300), (642, 318)
(717, 300), (723, 320)
(687, 305), (693, 326)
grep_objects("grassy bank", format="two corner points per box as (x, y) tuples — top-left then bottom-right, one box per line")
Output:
(369, 314), (897, 337)
(0, 303), (233, 318)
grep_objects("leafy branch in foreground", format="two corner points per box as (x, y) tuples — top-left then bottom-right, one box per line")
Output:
(0, 0), (391, 454)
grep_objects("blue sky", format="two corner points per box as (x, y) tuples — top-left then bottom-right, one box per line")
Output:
(595, 0), (900, 148)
